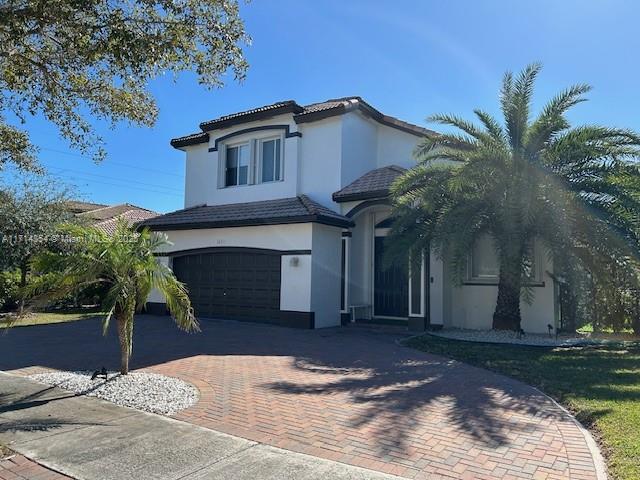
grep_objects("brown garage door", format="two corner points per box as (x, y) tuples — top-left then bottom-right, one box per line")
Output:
(172, 249), (281, 322)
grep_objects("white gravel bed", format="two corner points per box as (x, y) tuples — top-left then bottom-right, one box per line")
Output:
(28, 371), (199, 415)
(429, 328), (598, 347)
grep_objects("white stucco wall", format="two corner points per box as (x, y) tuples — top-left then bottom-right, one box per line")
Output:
(309, 223), (343, 328)
(298, 117), (342, 209)
(156, 224), (313, 254)
(151, 224), (314, 316)
(442, 243), (556, 334)
(376, 124), (420, 169)
(182, 114), (301, 208)
(281, 254), (312, 312)
(183, 144), (210, 208)
(181, 109), (422, 213)
(340, 112), (377, 187)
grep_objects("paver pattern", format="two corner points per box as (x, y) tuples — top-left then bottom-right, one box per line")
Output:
(0, 316), (599, 480)
(0, 454), (70, 480)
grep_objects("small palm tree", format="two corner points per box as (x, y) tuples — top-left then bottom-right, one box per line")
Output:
(389, 63), (640, 331)
(31, 220), (199, 374)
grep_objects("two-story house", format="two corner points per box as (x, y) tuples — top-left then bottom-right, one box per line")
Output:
(141, 97), (557, 333)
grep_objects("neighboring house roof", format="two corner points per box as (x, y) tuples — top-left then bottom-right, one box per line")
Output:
(72, 202), (159, 234)
(65, 200), (108, 214)
(332, 165), (407, 203)
(171, 96), (437, 148)
(139, 195), (354, 231)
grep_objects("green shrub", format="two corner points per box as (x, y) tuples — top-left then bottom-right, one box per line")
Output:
(0, 270), (20, 312)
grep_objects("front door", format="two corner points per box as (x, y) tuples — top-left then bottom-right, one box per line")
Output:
(374, 236), (408, 317)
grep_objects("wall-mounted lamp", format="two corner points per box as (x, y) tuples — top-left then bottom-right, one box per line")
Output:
(289, 256), (299, 267)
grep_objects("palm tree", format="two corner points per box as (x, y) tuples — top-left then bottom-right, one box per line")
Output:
(389, 63), (640, 331)
(31, 220), (199, 374)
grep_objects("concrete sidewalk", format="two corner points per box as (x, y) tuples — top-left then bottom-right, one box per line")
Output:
(0, 373), (400, 480)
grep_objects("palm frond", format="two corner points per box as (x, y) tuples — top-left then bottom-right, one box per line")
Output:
(474, 109), (505, 141)
(502, 62), (542, 151)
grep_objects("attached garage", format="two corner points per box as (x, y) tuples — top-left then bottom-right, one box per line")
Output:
(140, 196), (353, 329)
(171, 249), (281, 322)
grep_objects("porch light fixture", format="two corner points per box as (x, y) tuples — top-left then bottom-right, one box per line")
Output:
(289, 257), (299, 267)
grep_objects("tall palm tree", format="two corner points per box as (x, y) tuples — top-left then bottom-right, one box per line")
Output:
(389, 63), (640, 331)
(31, 220), (199, 374)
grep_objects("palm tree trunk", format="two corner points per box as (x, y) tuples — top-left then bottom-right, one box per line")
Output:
(492, 252), (523, 330)
(116, 315), (130, 375)
(17, 263), (28, 315)
(632, 293), (640, 336)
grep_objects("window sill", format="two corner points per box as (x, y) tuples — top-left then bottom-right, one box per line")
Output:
(219, 180), (284, 189)
(462, 280), (546, 288)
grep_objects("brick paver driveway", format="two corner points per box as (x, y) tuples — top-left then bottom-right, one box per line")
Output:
(0, 316), (600, 480)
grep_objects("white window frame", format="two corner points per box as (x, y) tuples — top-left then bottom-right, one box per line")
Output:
(257, 136), (284, 184)
(466, 235), (499, 282)
(466, 237), (542, 285)
(223, 141), (251, 188)
(219, 133), (285, 189)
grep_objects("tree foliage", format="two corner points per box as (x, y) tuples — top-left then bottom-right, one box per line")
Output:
(0, 0), (249, 171)
(388, 63), (640, 331)
(30, 221), (199, 374)
(0, 176), (74, 310)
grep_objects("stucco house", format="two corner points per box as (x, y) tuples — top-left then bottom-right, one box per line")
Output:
(141, 97), (557, 333)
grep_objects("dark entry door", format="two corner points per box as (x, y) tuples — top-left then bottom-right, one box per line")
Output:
(374, 236), (408, 317)
(172, 250), (281, 321)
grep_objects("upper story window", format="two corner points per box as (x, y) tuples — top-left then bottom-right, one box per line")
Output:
(222, 135), (283, 188)
(260, 138), (281, 183)
(225, 143), (250, 186)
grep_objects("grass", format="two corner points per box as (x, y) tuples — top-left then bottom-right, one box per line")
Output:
(0, 309), (103, 328)
(577, 323), (634, 335)
(405, 334), (640, 480)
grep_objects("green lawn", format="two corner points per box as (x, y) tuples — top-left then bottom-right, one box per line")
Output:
(405, 334), (640, 480)
(0, 310), (103, 328)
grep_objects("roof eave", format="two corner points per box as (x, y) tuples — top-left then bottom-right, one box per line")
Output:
(170, 132), (210, 149)
(332, 190), (391, 203)
(294, 105), (347, 124)
(140, 214), (353, 232)
(199, 102), (304, 132)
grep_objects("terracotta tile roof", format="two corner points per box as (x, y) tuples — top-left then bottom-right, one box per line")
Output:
(74, 203), (158, 234)
(171, 97), (437, 148)
(93, 208), (159, 235)
(65, 200), (108, 214)
(199, 100), (304, 132)
(170, 131), (210, 148)
(139, 196), (353, 231)
(332, 165), (407, 202)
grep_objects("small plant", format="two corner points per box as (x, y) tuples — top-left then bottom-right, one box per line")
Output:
(30, 220), (199, 374)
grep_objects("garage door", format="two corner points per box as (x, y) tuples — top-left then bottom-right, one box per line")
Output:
(172, 250), (281, 322)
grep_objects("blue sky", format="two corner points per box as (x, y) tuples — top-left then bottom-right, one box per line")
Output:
(8, 0), (640, 213)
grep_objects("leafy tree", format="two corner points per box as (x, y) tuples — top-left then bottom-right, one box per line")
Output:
(31, 221), (199, 374)
(389, 64), (640, 331)
(0, 177), (73, 311)
(0, 0), (249, 171)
